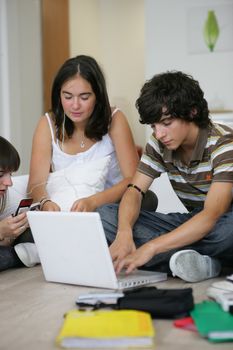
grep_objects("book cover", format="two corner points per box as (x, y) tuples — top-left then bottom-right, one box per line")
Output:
(191, 300), (233, 342)
(56, 309), (155, 348)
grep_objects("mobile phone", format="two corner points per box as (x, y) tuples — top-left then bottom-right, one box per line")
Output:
(14, 198), (33, 216)
(29, 202), (40, 211)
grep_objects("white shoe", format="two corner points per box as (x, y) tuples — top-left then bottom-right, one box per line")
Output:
(169, 249), (221, 282)
(14, 243), (40, 268)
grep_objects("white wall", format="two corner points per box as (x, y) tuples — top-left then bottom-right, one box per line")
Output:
(1, 0), (232, 178)
(69, 0), (146, 147)
(145, 0), (233, 111)
(0, 0), (43, 175)
(1, 0), (145, 176)
(145, 0), (233, 213)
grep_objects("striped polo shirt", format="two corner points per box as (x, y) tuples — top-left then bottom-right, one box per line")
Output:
(138, 123), (233, 211)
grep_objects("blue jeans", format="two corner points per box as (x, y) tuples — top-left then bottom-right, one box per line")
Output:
(0, 228), (34, 272)
(0, 245), (23, 271)
(97, 204), (233, 270)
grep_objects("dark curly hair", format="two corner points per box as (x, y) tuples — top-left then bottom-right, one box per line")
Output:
(51, 55), (112, 141)
(136, 71), (211, 128)
(0, 136), (20, 173)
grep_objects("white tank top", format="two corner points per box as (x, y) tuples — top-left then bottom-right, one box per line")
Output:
(46, 110), (122, 189)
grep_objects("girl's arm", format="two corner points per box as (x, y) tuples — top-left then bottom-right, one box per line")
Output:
(27, 116), (60, 211)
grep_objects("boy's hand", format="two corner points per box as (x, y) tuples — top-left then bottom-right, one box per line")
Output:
(115, 241), (156, 274)
(109, 232), (136, 270)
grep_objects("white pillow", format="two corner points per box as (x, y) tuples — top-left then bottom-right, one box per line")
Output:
(46, 156), (111, 211)
(0, 156), (110, 218)
(0, 174), (29, 219)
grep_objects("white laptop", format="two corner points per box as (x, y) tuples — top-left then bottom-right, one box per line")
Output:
(27, 211), (167, 290)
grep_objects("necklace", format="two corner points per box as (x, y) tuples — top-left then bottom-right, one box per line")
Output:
(75, 129), (85, 149)
(80, 139), (85, 148)
(79, 132), (85, 149)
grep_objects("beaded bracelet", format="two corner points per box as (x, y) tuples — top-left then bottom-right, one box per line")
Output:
(39, 197), (52, 210)
(127, 183), (145, 198)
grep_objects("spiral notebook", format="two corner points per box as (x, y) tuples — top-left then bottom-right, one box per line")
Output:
(27, 211), (167, 290)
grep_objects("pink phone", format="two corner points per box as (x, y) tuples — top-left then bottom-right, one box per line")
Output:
(14, 198), (33, 216)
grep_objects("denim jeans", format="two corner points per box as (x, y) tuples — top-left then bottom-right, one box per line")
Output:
(0, 228), (34, 272)
(0, 245), (23, 271)
(97, 204), (233, 270)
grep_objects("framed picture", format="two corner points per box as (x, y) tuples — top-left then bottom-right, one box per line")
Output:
(187, 4), (233, 54)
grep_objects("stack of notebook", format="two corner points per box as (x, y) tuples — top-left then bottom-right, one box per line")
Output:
(191, 301), (233, 342)
(56, 309), (155, 348)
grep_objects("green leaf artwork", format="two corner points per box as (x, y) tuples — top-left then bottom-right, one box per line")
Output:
(203, 10), (220, 52)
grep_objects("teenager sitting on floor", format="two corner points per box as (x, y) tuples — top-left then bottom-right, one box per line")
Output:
(97, 71), (233, 282)
(0, 136), (39, 271)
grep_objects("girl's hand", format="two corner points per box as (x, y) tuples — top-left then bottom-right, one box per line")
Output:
(0, 212), (29, 241)
(41, 200), (60, 211)
(71, 197), (97, 212)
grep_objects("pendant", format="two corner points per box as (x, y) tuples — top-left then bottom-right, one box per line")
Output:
(80, 140), (85, 148)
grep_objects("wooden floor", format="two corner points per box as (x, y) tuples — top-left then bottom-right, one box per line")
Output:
(0, 265), (232, 350)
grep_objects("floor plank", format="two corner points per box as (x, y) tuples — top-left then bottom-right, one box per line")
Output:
(0, 266), (232, 350)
